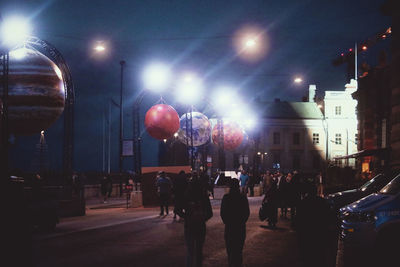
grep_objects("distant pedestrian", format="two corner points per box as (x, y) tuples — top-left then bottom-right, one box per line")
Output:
(239, 170), (249, 195)
(263, 176), (278, 228)
(315, 172), (324, 197)
(172, 170), (188, 220)
(100, 174), (111, 203)
(156, 171), (172, 216)
(221, 179), (250, 267)
(285, 172), (301, 223)
(248, 173), (256, 197)
(176, 173), (213, 267)
(107, 175), (113, 198)
(275, 171), (286, 217)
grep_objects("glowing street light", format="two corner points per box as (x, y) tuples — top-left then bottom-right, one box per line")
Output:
(1, 16), (31, 48)
(244, 38), (257, 48)
(174, 72), (203, 104)
(294, 77), (303, 84)
(142, 62), (172, 93)
(233, 25), (268, 62)
(94, 43), (106, 52)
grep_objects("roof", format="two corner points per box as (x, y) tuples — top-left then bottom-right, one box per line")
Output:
(260, 101), (324, 119)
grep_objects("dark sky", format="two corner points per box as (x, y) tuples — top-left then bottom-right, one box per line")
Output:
(2, 0), (392, 173)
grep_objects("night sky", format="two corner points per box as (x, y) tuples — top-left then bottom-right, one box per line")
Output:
(1, 0), (391, 173)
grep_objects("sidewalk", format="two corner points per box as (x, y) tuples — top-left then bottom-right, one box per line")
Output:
(85, 196), (129, 209)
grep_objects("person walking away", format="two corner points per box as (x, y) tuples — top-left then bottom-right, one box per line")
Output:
(315, 172), (324, 197)
(156, 171), (172, 216)
(293, 183), (337, 267)
(173, 170), (188, 220)
(176, 174), (213, 267)
(221, 179), (250, 267)
(263, 176), (279, 228)
(275, 171), (286, 217)
(100, 175), (109, 203)
(107, 174), (113, 198)
(248, 173), (255, 197)
(239, 170), (249, 196)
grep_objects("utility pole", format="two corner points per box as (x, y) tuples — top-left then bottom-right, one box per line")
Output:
(119, 60), (125, 174)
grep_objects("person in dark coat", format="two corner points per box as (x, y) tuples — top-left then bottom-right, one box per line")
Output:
(293, 182), (337, 267)
(263, 176), (279, 228)
(287, 171), (301, 224)
(172, 170), (188, 220)
(176, 173), (213, 267)
(247, 173), (256, 197)
(220, 179), (250, 267)
(100, 174), (111, 203)
(156, 171), (172, 216)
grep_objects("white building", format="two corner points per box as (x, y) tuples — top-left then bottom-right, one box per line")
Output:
(324, 79), (358, 167)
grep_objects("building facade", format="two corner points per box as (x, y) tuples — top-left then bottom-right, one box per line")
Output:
(325, 79), (358, 167)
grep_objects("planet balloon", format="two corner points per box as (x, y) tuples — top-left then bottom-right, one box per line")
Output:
(212, 120), (244, 150)
(177, 112), (211, 147)
(144, 104), (180, 140)
(0, 47), (65, 135)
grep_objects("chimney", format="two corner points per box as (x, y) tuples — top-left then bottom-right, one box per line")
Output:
(309, 85), (316, 102)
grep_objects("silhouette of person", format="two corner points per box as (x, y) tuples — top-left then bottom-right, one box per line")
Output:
(263, 175), (278, 228)
(172, 170), (188, 220)
(294, 182), (336, 267)
(176, 173), (213, 267)
(220, 179), (250, 267)
(155, 171), (172, 216)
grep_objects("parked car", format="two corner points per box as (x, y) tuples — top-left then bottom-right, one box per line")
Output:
(325, 172), (394, 211)
(339, 173), (400, 266)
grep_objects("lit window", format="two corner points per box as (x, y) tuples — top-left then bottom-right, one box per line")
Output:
(273, 132), (280, 145)
(335, 106), (342, 115)
(335, 133), (342, 145)
(312, 133), (320, 144)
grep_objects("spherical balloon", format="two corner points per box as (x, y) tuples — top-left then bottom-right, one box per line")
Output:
(212, 120), (244, 150)
(177, 112), (211, 147)
(144, 104), (180, 140)
(0, 47), (65, 135)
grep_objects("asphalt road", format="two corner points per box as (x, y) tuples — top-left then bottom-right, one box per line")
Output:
(32, 196), (303, 267)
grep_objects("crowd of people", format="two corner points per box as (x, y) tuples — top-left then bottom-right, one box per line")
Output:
(154, 169), (333, 267)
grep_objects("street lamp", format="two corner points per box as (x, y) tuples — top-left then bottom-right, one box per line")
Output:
(93, 43), (126, 175)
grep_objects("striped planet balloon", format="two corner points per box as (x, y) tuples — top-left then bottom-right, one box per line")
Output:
(0, 47), (65, 135)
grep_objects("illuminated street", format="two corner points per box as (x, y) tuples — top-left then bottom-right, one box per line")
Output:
(33, 197), (302, 267)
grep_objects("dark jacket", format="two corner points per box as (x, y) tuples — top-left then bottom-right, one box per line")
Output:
(176, 178), (213, 228)
(220, 190), (250, 230)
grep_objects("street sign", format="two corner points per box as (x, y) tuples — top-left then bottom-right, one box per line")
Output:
(122, 140), (134, 156)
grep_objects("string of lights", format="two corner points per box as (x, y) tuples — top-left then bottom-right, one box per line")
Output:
(332, 26), (391, 66)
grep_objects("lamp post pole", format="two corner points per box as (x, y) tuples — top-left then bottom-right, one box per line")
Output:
(119, 60), (125, 174)
(1, 51), (9, 179)
(217, 117), (225, 172)
(190, 105), (194, 170)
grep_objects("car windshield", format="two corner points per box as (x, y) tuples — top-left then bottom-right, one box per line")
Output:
(380, 174), (400, 195)
(359, 174), (383, 191)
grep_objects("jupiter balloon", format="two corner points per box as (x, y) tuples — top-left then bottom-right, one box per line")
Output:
(212, 120), (244, 150)
(144, 104), (180, 140)
(0, 47), (65, 135)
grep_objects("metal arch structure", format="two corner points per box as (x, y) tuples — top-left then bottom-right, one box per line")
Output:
(25, 36), (75, 179)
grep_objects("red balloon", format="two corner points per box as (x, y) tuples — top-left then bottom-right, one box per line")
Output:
(144, 104), (180, 140)
(212, 121), (244, 150)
